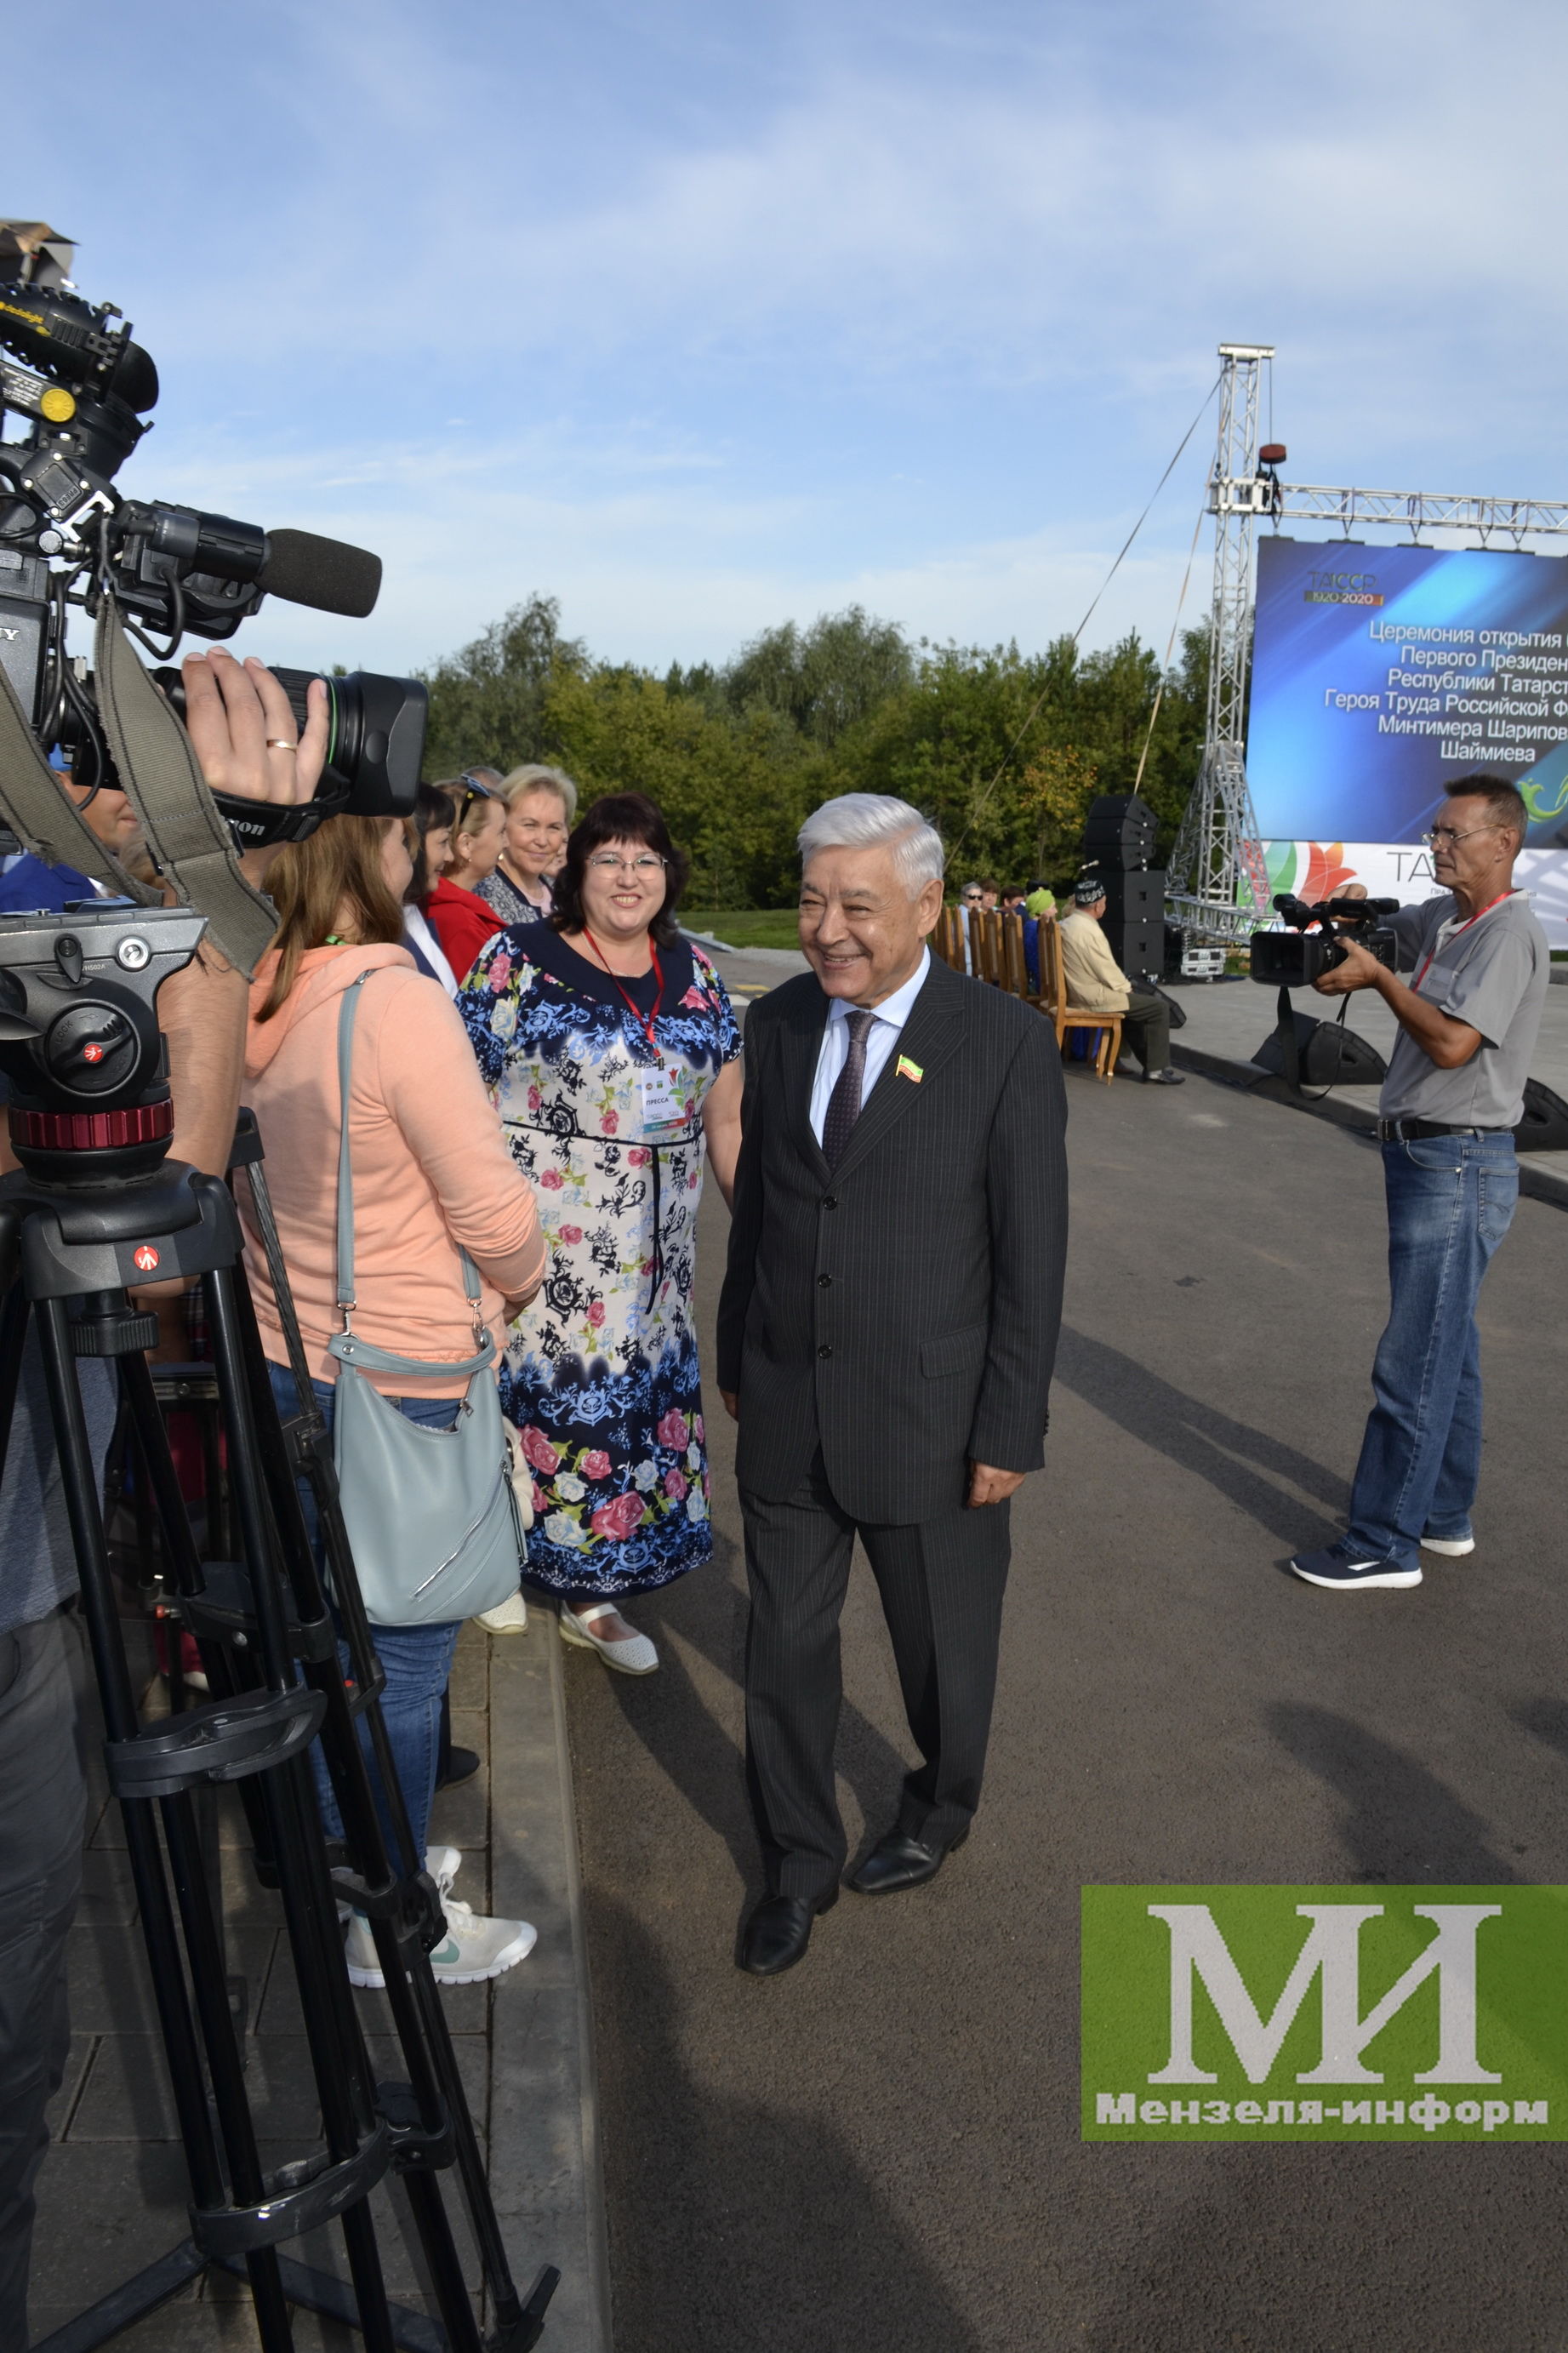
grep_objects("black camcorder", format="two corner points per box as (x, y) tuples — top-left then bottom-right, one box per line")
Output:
(1250, 894), (1401, 988)
(0, 222), (425, 837)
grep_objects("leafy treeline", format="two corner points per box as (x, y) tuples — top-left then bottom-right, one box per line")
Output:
(420, 595), (1210, 908)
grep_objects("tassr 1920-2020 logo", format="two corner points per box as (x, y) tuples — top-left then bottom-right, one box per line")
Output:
(1081, 1887), (1568, 2142)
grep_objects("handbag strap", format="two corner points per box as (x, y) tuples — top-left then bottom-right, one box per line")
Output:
(332, 968), (494, 1378)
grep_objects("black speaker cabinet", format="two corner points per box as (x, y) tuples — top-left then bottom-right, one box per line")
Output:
(1105, 917), (1163, 976)
(1098, 869), (1166, 923)
(1081, 793), (1158, 861)
(1251, 1015), (1388, 1087)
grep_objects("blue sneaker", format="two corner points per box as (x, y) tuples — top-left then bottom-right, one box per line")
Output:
(1289, 1543), (1422, 1591)
(1421, 1528), (1475, 1557)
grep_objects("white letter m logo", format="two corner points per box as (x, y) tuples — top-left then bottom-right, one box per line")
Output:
(1145, 1902), (1502, 2087)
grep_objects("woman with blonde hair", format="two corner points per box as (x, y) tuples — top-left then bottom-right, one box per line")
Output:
(477, 763), (578, 927)
(243, 813), (547, 1985)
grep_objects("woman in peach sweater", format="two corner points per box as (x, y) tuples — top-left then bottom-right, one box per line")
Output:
(241, 814), (547, 1987)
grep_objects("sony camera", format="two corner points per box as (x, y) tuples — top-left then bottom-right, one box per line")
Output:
(1250, 894), (1400, 987)
(0, 222), (425, 836)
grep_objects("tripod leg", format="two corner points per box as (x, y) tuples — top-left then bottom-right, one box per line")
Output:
(0, 1278), (28, 1486)
(230, 1252), (513, 2342)
(31, 1296), (299, 2351)
(205, 1263), (411, 2353)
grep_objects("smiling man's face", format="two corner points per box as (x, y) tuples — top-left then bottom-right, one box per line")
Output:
(798, 843), (943, 1008)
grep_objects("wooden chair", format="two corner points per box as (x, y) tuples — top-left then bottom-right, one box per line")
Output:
(1037, 918), (1121, 1082)
(932, 905), (967, 971)
(970, 907), (1004, 987)
(999, 911), (1032, 1003)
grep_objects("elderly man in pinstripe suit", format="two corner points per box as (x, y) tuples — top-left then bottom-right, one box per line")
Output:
(717, 794), (1069, 1976)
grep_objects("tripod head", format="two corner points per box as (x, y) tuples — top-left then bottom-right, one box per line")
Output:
(0, 901), (204, 1185)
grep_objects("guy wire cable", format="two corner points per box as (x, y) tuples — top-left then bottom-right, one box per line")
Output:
(1131, 494), (1208, 799)
(950, 371), (1221, 855)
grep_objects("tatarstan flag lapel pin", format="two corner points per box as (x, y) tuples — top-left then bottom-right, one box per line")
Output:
(896, 1054), (923, 1082)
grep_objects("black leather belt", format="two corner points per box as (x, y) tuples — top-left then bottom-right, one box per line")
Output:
(1375, 1117), (1498, 1142)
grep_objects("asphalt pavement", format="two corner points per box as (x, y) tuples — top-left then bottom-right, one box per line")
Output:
(566, 1048), (1568, 2353)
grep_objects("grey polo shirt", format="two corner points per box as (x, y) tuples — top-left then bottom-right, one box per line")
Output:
(1378, 891), (1548, 1128)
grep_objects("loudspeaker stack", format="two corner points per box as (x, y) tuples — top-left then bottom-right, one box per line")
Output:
(1078, 794), (1165, 980)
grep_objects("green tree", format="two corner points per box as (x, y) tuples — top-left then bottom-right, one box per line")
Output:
(723, 607), (915, 747)
(419, 593), (587, 776)
(543, 665), (814, 910)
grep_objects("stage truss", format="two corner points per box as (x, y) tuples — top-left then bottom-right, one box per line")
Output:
(1167, 345), (1568, 945)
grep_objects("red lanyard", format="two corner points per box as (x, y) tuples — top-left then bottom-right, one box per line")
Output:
(582, 928), (664, 1050)
(1413, 890), (1513, 991)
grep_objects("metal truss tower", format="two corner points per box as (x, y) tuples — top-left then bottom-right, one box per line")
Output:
(1167, 342), (1568, 945)
(1168, 343), (1275, 945)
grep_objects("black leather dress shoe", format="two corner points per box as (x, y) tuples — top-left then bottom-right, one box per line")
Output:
(738, 1889), (837, 1976)
(847, 1825), (968, 1896)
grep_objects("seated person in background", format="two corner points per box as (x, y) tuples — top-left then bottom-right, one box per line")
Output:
(0, 753), (140, 910)
(425, 772), (508, 985)
(1058, 877), (1184, 1087)
(1000, 886), (1028, 915)
(978, 877), (1000, 911)
(1022, 886), (1056, 990)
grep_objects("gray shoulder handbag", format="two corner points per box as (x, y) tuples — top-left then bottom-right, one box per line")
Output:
(324, 969), (525, 1626)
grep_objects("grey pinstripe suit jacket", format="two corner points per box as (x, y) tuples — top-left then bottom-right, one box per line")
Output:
(716, 954), (1069, 1523)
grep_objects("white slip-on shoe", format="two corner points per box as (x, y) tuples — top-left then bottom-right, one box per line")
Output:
(1420, 1533), (1476, 1556)
(425, 1896), (537, 1985)
(476, 1591), (528, 1634)
(558, 1601), (659, 1675)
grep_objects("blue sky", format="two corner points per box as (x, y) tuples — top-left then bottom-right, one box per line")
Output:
(7, 0), (1564, 679)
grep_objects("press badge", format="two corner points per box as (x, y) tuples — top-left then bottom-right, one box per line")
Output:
(640, 1065), (686, 1140)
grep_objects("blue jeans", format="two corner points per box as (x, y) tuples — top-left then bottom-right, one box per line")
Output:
(268, 1365), (461, 1874)
(1346, 1131), (1519, 1570)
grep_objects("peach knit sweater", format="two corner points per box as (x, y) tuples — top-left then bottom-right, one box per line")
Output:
(239, 944), (545, 1396)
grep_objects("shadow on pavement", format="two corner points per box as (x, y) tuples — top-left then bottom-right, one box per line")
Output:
(588, 1892), (985, 2353)
(1265, 1704), (1523, 1885)
(1054, 1326), (1347, 1544)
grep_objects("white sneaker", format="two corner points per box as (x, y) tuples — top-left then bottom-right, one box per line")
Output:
(425, 1895), (537, 1984)
(558, 1601), (659, 1675)
(1420, 1533), (1475, 1556)
(340, 1848), (466, 1985)
(476, 1591), (528, 1634)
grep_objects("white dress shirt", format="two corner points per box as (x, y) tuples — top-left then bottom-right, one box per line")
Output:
(808, 948), (931, 1145)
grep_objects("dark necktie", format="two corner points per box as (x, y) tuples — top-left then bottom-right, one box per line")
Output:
(822, 1008), (876, 1167)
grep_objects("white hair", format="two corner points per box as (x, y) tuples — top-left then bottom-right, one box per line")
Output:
(796, 792), (945, 899)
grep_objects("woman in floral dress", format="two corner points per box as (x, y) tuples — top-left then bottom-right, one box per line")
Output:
(458, 792), (743, 1674)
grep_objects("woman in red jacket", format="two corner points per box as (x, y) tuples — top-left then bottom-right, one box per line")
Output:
(425, 773), (508, 985)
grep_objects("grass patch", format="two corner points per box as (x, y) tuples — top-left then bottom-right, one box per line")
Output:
(682, 908), (802, 951)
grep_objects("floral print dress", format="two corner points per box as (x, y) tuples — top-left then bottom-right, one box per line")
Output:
(458, 923), (741, 1596)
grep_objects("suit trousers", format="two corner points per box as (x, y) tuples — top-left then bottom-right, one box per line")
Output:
(740, 1450), (1011, 1902)
(1112, 988), (1171, 1075)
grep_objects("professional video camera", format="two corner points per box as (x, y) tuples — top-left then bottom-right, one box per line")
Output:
(1250, 894), (1400, 988)
(0, 220), (424, 842)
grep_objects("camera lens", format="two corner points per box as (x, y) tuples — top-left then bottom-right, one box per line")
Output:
(268, 669), (426, 818)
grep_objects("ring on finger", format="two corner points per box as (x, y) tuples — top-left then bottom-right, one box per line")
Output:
(265, 739), (299, 752)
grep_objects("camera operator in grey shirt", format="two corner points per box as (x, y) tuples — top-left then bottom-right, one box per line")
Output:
(1286, 774), (1548, 1596)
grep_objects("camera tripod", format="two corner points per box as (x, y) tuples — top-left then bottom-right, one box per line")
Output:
(3, 1123), (558, 2353)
